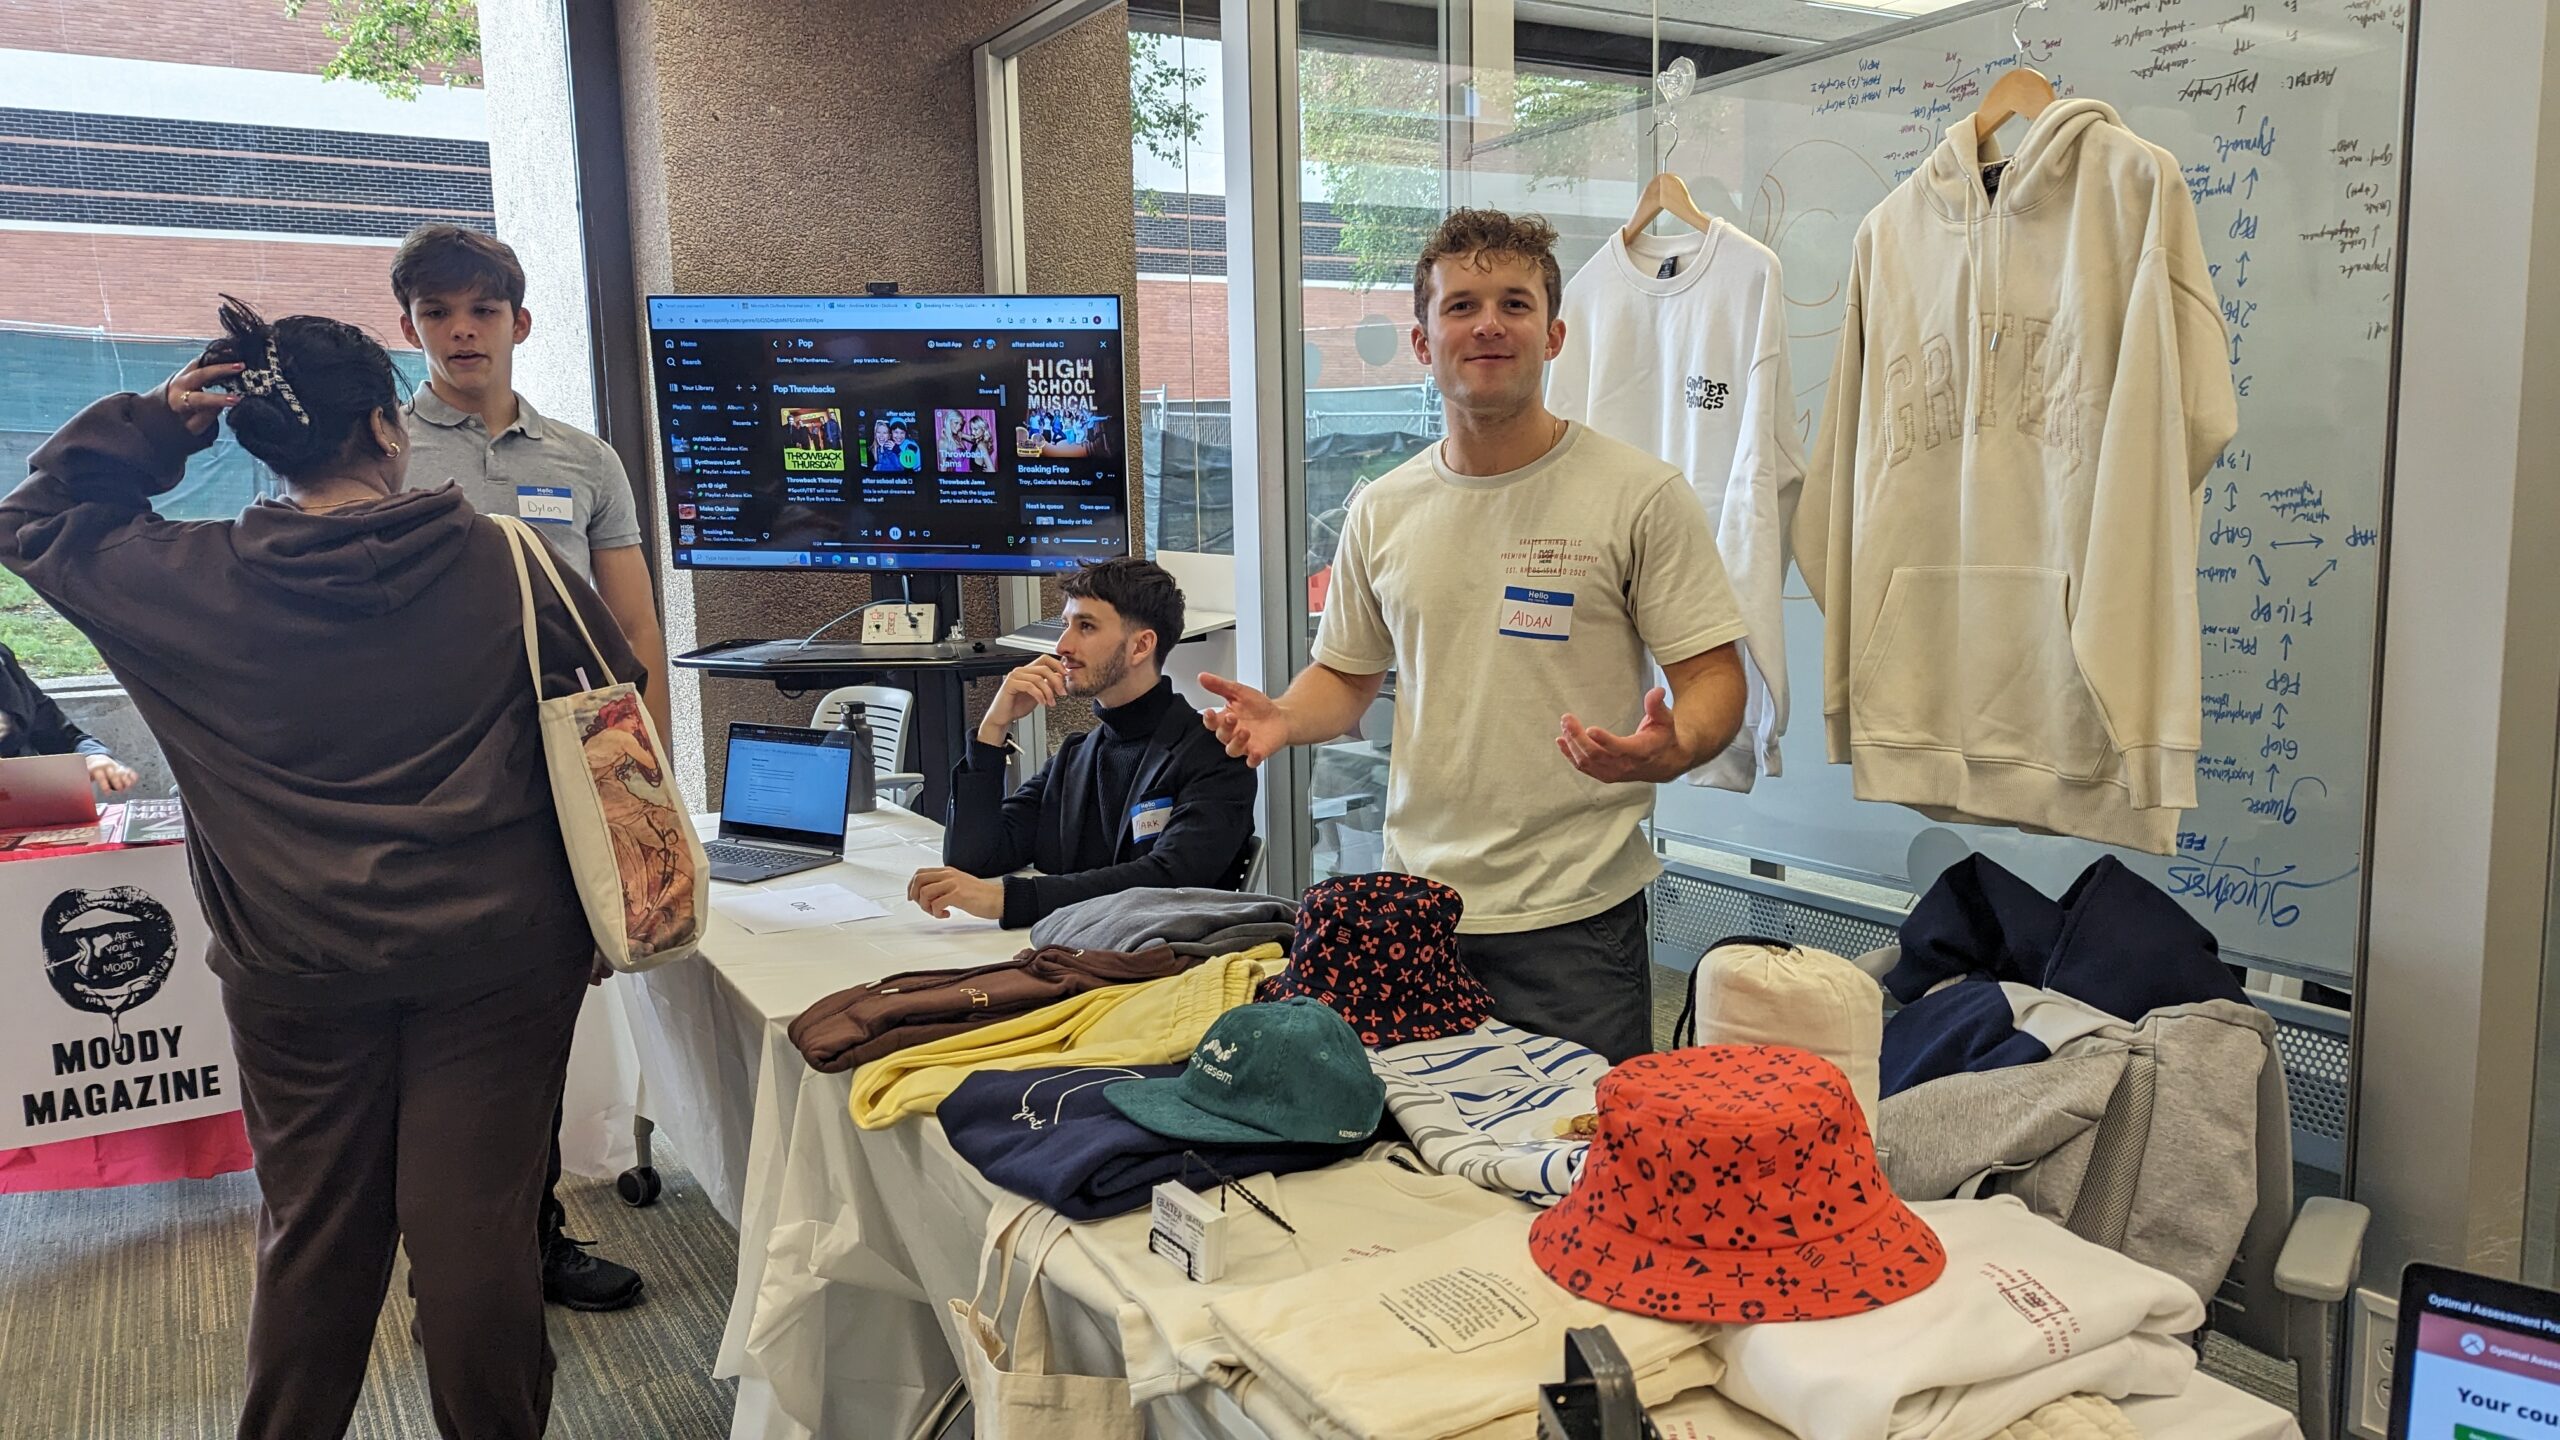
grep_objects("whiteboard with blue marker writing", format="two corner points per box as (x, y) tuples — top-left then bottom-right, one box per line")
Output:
(1634, 0), (2408, 978)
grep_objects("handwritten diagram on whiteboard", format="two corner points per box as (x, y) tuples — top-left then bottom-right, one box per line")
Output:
(1620, 0), (2410, 977)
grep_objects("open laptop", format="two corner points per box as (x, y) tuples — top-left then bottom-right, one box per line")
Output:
(2390, 1261), (2560, 1438)
(706, 723), (854, 884)
(0, 754), (101, 832)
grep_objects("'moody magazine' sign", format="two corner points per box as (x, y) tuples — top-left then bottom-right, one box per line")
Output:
(0, 844), (236, 1149)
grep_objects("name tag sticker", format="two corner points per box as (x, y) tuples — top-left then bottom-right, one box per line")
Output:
(1131, 797), (1174, 840)
(517, 485), (575, 525)
(1498, 585), (1575, 641)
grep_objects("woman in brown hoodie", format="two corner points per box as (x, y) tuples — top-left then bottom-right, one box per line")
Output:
(0, 299), (641, 1440)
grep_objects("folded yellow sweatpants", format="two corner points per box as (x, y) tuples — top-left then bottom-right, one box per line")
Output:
(848, 946), (1282, 1128)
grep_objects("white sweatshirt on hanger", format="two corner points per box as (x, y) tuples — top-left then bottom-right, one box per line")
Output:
(1550, 225), (1804, 791)
(1796, 99), (2237, 854)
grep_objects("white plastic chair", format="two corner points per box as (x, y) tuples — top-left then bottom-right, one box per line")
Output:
(810, 685), (926, 809)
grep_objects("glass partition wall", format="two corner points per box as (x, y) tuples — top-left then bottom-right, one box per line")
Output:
(1221, 0), (2414, 1209)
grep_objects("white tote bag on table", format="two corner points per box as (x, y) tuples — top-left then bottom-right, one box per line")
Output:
(495, 514), (708, 973)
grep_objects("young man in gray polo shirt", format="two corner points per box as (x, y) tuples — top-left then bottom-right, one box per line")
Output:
(394, 224), (665, 1312)
(394, 226), (672, 748)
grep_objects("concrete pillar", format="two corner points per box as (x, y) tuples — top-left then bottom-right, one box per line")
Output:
(480, 0), (598, 434)
(612, 0), (1139, 800)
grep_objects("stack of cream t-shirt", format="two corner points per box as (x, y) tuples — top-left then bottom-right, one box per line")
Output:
(1066, 1144), (1524, 1402)
(1548, 224), (1803, 792)
(1210, 1212), (1719, 1439)
(1650, 1389), (2144, 1440)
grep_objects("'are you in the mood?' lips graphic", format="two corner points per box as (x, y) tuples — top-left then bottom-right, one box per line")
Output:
(42, 885), (179, 1027)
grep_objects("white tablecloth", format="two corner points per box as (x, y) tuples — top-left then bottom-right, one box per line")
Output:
(625, 806), (2304, 1440)
(747, 1070), (2305, 1440)
(615, 806), (1017, 1435)
(560, 978), (645, 1181)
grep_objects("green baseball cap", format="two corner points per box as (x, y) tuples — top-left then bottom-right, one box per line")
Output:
(1103, 997), (1385, 1146)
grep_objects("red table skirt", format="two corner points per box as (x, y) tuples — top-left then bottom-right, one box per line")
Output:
(0, 1111), (254, 1195)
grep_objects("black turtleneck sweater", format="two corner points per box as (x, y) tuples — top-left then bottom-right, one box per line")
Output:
(944, 675), (1258, 929)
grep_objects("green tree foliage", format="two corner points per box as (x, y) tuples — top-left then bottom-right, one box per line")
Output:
(1302, 52), (1641, 286)
(1129, 33), (1209, 219)
(283, 0), (481, 100)
(0, 571), (102, 681)
(1514, 70), (1644, 135)
(1300, 49), (1445, 289)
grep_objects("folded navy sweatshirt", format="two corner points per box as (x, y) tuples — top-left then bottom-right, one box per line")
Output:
(942, 1062), (1362, 1220)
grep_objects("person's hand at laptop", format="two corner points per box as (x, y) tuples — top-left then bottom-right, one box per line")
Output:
(85, 755), (138, 794)
(908, 866), (1001, 921)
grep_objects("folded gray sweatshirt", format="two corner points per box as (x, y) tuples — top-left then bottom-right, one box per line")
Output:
(1028, 886), (1298, 952)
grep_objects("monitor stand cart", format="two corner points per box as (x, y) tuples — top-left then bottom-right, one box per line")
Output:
(675, 573), (1015, 819)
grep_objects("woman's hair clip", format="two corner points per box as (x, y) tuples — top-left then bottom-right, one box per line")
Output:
(235, 333), (311, 426)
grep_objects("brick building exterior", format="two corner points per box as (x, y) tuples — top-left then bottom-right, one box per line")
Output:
(0, 2), (489, 347)
(0, 1), (489, 675)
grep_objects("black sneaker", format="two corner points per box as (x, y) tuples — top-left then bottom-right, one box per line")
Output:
(542, 1229), (645, 1312)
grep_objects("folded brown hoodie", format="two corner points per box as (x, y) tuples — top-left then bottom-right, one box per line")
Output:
(0, 390), (642, 1005)
(789, 944), (1202, 1073)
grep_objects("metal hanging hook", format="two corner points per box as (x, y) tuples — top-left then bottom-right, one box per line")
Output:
(1648, 109), (1684, 168)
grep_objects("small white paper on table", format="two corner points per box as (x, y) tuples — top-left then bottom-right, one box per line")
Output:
(713, 882), (888, 934)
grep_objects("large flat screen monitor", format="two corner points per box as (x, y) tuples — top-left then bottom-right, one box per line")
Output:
(644, 294), (1129, 575)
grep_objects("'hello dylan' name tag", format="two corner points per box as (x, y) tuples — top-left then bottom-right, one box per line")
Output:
(1497, 585), (1575, 641)
(517, 485), (575, 525)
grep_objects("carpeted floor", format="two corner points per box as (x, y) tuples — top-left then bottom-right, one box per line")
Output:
(0, 1150), (739, 1440)
(0, 973), (2298, 1439)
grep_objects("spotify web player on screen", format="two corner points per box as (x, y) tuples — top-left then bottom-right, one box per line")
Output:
(644, 294), (1129, 576)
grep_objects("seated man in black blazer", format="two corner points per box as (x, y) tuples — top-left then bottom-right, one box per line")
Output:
(908, 557), (1256, 929)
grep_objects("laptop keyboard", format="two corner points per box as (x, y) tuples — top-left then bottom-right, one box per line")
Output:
(705, 840), (823, 874)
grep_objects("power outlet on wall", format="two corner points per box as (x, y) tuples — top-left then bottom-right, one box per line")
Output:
(2350, 1287), (2399, 1439)
(861, 604), (936, 644)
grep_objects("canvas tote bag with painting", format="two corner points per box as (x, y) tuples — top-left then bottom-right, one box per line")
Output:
(495, 514), (708, 972)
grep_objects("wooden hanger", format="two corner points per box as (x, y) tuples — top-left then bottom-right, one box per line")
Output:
(1621, 170), (1715, 247)
(1971, 0), (2057, 162)
(1972, 67), (2056, 158)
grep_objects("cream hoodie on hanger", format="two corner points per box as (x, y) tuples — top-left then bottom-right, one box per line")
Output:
(1796, 99), (2236, 855)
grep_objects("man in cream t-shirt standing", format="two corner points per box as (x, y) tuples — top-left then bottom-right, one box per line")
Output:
(1201, 208), (1750, 1062)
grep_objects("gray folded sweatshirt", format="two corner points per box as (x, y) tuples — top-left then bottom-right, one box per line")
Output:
(1028, 886), (1298, 952)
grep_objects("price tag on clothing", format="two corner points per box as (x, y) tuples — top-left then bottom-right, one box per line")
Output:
(1496, 586), (1575, 642)
(1148, 1179), (1232, 1282)
(1130, 797), (1173, 841)
(516, 485), (575, 525)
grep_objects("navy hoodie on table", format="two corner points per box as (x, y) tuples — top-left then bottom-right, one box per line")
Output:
(941, 1062), (1363, 1220)
(1880, 855), (2249, 1095)
(0, 389), (641, 1006)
